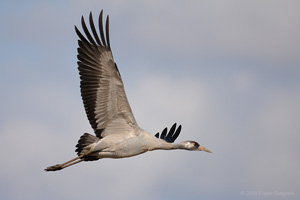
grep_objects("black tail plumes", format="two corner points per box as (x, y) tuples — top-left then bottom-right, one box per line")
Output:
(75, 133), (100, 155)
(155, 123), (182, 143)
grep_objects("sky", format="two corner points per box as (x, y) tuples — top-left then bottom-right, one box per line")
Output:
(0, 0), (299, 199)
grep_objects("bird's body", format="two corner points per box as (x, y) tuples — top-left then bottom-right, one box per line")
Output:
(45, 10), (211, 172)
(80, 129), (154, 159)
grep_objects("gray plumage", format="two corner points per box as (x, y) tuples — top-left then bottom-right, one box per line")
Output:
(45, 10), (211, 172)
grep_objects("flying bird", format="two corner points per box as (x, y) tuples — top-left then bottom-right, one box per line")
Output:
(45, 10), (211, 172)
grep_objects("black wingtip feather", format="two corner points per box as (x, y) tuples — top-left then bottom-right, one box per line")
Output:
(156, 123), (182, 143)
(171, 125), (181, 143)
(81, 15), (97, 45)
(165, 123), (176, 141)
(89, 12), (102, 45)
(99, 10), (107, 47)
(75, 10), (111, 50)
(75, 25), (89, 44)
(161, 127), (167, 139)
(106, 15), (111, 50)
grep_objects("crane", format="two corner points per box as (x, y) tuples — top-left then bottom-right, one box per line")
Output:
(45, 10), (211, 172)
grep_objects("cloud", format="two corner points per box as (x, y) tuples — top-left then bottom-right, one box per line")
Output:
(251, 90), (300, 191)
(111, 0), (300, 66)
(128, 74), (210, 132)
(1, 0), (300, 199)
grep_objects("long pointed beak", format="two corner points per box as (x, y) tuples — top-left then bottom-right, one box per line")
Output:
(198, 145), (212, 153)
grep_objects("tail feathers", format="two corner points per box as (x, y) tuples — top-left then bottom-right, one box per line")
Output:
(75, 133), (100, 156)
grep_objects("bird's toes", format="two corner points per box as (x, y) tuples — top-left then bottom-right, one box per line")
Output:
(44, 164), (63, 171)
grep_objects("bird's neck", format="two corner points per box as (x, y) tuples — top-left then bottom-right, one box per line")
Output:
(150, 140), (186, 151)
(141, 131), (186, 151)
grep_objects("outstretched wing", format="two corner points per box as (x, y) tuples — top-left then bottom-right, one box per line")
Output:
(155, 123), (182, 143)
(75, 11), (137, 138)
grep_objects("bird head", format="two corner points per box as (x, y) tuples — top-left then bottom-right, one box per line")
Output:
(181, 141), (212, 153)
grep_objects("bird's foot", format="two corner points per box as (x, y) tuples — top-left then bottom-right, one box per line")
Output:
(44, 164), (63, 171)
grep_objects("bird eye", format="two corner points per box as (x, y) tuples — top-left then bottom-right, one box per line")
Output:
(192, 141), (200, 148)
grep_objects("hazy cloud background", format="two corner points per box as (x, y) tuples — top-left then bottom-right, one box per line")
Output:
(0, 0), (299, 199)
